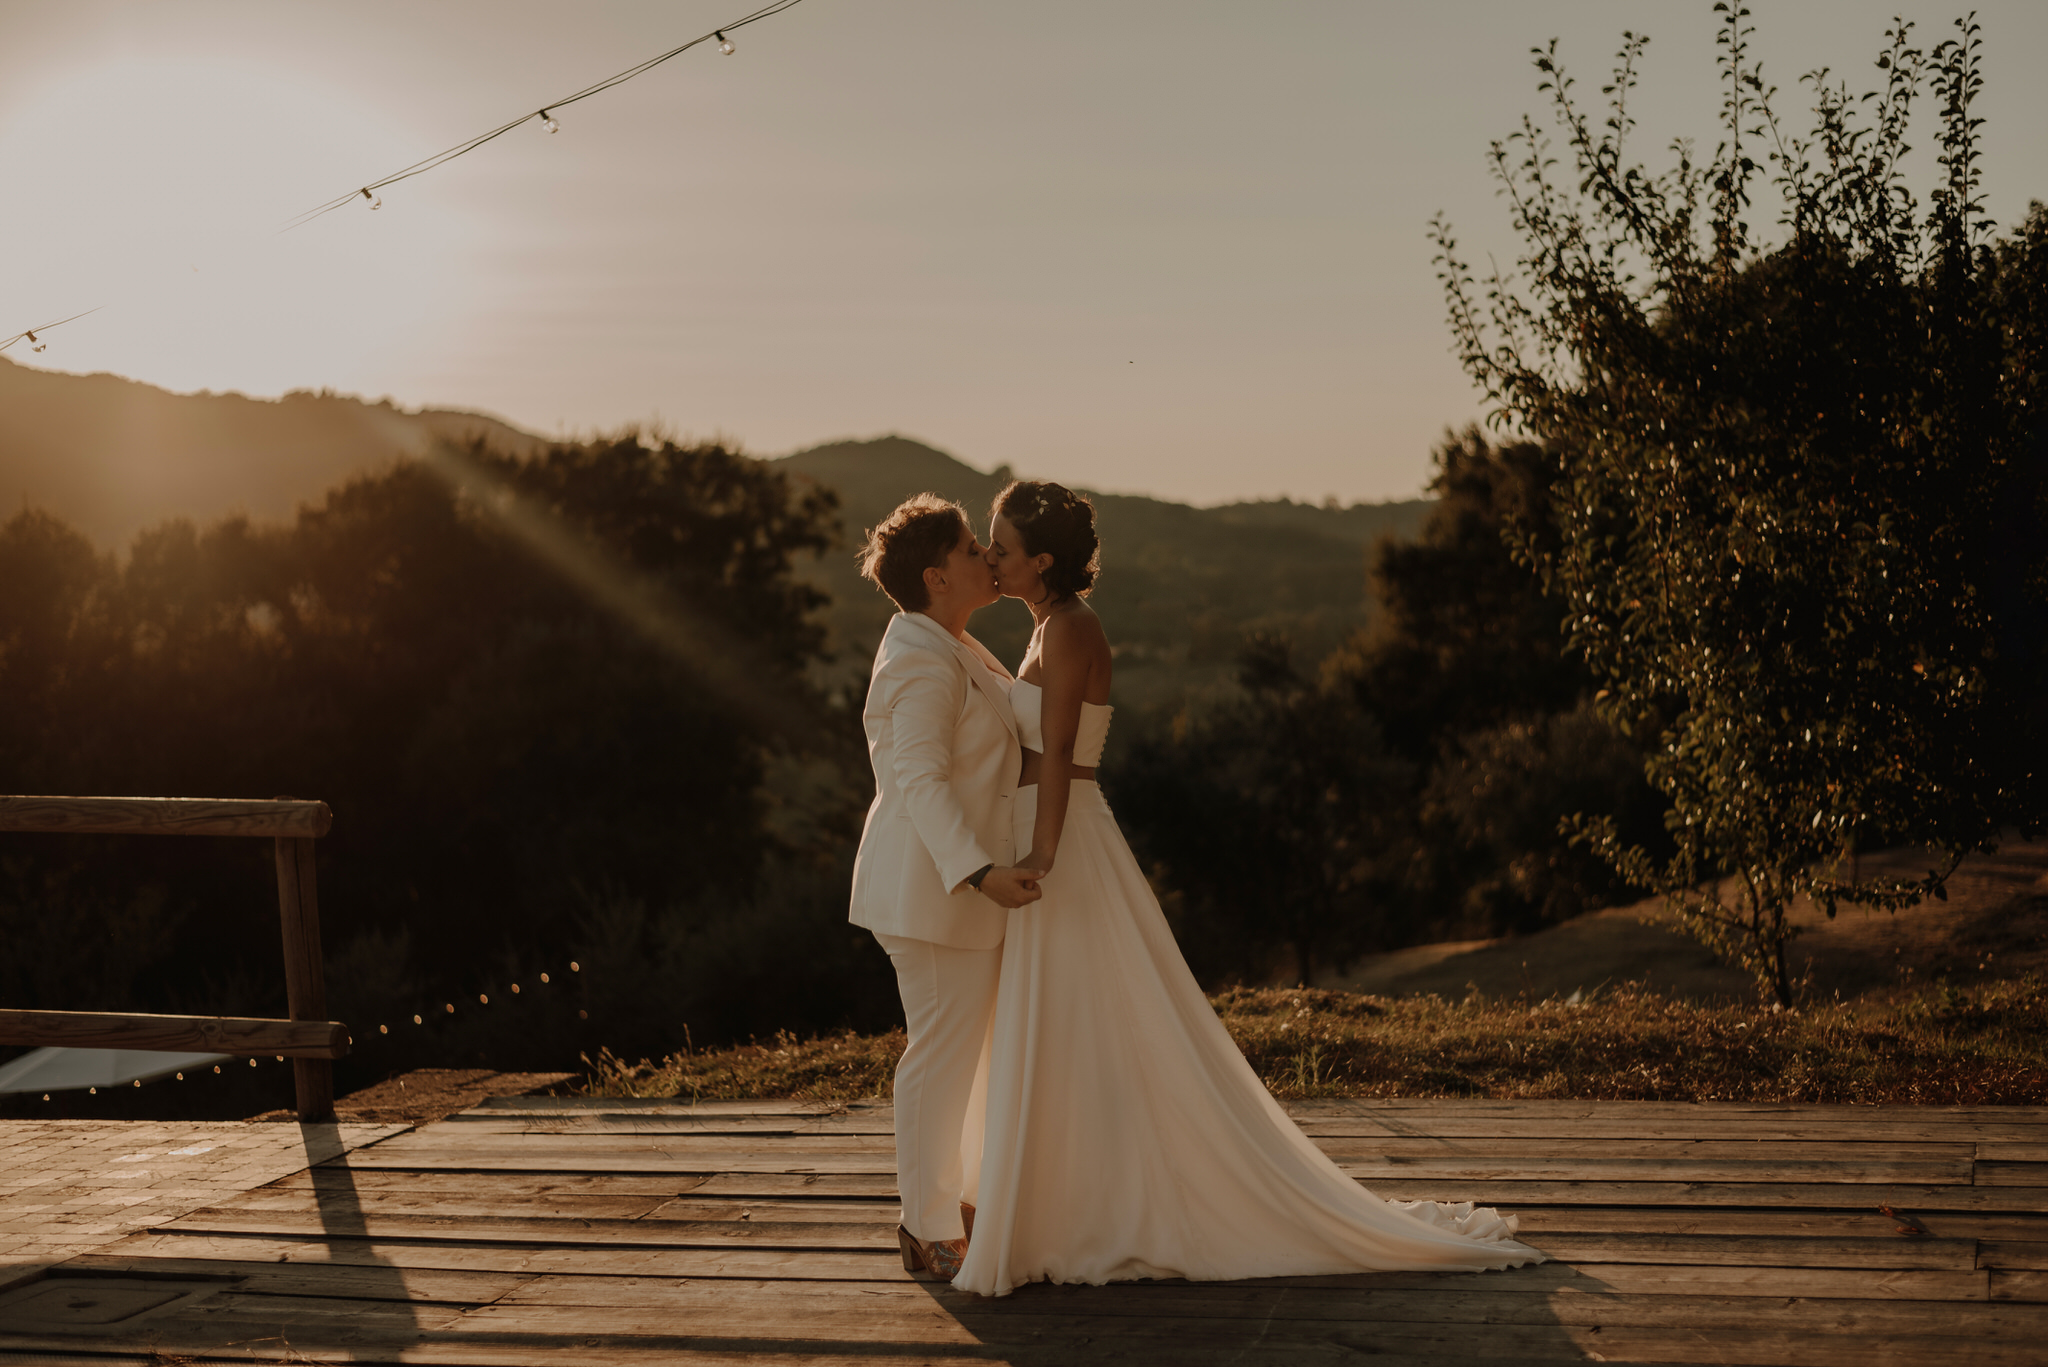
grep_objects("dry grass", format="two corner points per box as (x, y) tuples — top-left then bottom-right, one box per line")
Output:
(582, 975), (2048, 1106)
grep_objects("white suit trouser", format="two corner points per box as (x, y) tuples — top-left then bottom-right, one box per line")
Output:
(875, 931), (999, 1244)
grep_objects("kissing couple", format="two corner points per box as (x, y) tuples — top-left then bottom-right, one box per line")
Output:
(850, 479), (1542, 1297)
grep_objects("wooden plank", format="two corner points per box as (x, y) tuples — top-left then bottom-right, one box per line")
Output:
(1503, 1205), (2048, 1241)
(89, 1230), (905, 1280)
(1979, 1161), (2048, 1187)
(60, 1252), (535, 1304)
(157, 1209), (904, 1249)
(0, 1324), (1591, 1367)
(24, 1290), (1997, 1367)
(1982, 1143), (2048, 1162)
(0, 1007), (347, 1058)
(488, 1263), (1989, 1305)
(1284, 1098), (2048, 1123)
(142, 1206), (1983, 1272)
(297, 1167), (902, 1200)
(275, 829), (335, 1122)
(335, 1155), (897, 1180)
(1984, 1241), (2048, 1271)
(470, 1098), (859, 1115)
(0, 794), (333, 838)
(421, 1298), (2048, 1358)
(1303, 1117), (2048, 1143)
(307, 1156), (2048, 1211)
(472, 1279), (2036, 1333)
(344, 1145), (1975, 1185)
(1526, 1231), (1975, 1269)
(1358, 1179), (2048, 1212)
(366, 1132), (896, 1153)
(1994, 1270), (2048, 1302)
(217, 1189), (678, 1221)
(445, 1110), (2048, 1143)
(1354, 1158), (1975, 1184)
(383, 1130), (1975, 1161)
(209, 1185), (2048, 1243)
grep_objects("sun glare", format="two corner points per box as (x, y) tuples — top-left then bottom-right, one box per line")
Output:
(0, 54), (475, 401)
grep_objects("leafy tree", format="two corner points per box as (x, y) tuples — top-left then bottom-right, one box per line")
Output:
(1112, 635), (1414, 984)
(1338, 426), (1582, 759)
(0, 434), (872, 1072)
(1325, 428), (1668, 937)
(1433, 7), (2048, 1003)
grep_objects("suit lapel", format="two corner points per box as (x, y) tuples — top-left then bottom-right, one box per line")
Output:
(898, 613), (1019, 745)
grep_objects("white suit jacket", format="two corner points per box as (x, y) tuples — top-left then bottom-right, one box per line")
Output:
(849, 611), (1021, 950)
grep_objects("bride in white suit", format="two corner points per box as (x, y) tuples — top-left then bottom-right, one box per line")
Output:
(952, 479), (1543, 1297)
(849, 493), (1046, 1281)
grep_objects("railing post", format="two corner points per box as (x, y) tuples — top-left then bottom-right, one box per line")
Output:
(274, 829), (335, 1122)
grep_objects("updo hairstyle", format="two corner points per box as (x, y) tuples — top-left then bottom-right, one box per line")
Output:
(858, 492), (969, 612)
(993, 479), (1099, 600)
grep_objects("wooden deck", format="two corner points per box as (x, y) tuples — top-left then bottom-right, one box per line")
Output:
(1, 1097), (2042, 1364)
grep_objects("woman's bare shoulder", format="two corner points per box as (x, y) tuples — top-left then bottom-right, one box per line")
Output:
(1043, 602), (1111, 660)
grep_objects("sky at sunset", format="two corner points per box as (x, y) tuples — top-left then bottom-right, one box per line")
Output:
(4, 1), (2046, 505)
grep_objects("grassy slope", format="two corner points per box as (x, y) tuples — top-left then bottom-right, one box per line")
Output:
(584, 840), (2048, 1107)
(584, 978), (2047, 1107)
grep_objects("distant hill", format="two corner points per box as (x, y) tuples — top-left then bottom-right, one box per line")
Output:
(776, 436), (1431, 718)
(0, 361), (1430, 722)
(0, 355), (548, 547)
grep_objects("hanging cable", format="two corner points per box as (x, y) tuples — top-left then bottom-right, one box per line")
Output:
(284, 0), (807, 230)
(0, 308), (102, 355)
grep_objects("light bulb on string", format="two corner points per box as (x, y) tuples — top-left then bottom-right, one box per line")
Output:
(360, 187), (381, 210)
(541, 110), (560, 134)
(716, 30), (735, 55)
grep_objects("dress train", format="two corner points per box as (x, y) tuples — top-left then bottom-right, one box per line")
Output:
(952, 780), (1543, 1297)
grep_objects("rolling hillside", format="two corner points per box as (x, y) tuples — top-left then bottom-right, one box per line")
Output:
(775, 436), (1430, 718)
(0, 360), (1429, 721)
(0, 355), (547, 547)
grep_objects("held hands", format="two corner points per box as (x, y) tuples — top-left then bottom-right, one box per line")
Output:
(977, 865), (1046, 909)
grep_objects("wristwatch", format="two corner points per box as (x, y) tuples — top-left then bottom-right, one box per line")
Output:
(965, 864), (996, 891)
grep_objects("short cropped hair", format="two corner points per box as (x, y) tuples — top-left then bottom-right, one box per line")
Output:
(992, 479), (1099, 599)
(859, 493), (970, 612)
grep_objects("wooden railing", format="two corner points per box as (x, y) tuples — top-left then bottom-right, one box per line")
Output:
(0, 796), (346, 1122)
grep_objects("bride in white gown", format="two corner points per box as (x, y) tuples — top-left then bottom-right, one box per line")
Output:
(952, 479), (1543, 1298)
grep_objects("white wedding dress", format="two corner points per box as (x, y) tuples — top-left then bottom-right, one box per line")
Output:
(951, 678), (1544, 1297)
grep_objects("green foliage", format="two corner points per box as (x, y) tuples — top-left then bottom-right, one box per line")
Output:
(1339, 427), (1582, 756)
(1332, 428), (1671, 938)
(1433, 6), (2048, 1003)
(0, 434), (887, 1073)
(1112, 634), (1415, 984)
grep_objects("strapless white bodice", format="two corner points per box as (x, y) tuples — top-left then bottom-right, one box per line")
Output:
(1010, 678), (1113, 768)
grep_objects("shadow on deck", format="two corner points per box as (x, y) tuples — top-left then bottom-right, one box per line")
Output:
(1, 1096), (2043, 1364)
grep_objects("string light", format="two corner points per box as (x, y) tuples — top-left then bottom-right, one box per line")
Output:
(0, 307), (101, 355)
(286, 0), (805, 227)
(360, 188), (382, 210)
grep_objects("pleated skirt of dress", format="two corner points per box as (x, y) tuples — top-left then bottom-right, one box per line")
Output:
(952, 780), (1545, 1297)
